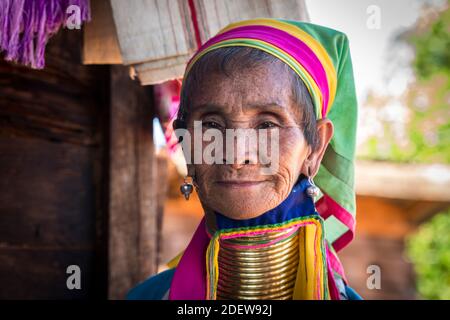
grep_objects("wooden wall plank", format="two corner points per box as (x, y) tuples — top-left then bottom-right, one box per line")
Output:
(110, 0), (193, 64)
(0, 136), (96, 248)
(0, 30), (109, 299)
(83, 0), (123, 64)
(196, 0), (309, 45)
(108, 65), (159, 299)
(0, 248), (95, 299)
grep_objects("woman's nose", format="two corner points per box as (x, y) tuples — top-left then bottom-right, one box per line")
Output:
(224, 153), (257, 169)
(229, 158), (249, 170)
(221, 129), (259, 168)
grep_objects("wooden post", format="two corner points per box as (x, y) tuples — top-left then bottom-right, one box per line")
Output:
(108, 66), (159, 299)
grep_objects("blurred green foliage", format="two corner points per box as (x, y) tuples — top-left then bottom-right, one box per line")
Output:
(407, 208), (450, 299)
(408, 4), (450, 163)
(404, 2), (450, 300)
(358, 2), (450, 164)
(412, 6), (450, 80)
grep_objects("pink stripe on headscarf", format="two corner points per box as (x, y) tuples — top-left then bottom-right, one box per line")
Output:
(187, 25), (330, 117)
(332, 229), (354, 252)
(326, 244), (342, 299)
(327, 244), (348, 283)
(316, 194), (355, 252)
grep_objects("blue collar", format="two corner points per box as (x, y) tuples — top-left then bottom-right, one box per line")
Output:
(214, 176), (318, 230)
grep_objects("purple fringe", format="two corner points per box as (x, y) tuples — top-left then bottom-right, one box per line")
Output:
(0, 0), (91, 69)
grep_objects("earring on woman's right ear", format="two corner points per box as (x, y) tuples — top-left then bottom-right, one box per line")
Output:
(180, 176), (194, 200)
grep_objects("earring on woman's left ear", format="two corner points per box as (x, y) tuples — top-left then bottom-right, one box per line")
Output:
(180, 176), (194, 200)
(305, 167), (320, 199)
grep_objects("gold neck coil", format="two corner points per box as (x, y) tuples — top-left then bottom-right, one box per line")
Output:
(217, 228), (299, 300)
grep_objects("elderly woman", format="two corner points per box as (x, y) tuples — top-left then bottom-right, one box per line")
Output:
(128, 18), (361, 300)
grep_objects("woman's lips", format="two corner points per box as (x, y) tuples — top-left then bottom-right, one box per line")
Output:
(215, 180), (265, 188)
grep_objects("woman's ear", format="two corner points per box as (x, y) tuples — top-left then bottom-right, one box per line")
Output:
(302, 118), (334, 177)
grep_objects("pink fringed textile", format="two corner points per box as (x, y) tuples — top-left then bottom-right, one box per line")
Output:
(0, 0), (91, 69)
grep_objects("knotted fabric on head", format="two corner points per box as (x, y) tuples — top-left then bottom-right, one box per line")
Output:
(183, 18), (358, 255)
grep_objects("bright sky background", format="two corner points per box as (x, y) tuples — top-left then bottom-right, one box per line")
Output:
(305, 0), (446, 146)
(306, 0), (423, 101)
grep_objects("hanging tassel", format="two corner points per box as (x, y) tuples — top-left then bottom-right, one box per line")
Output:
(4, 0), (25, 62)
(20, 0), (37, 67)
(0, 0), (91, 69)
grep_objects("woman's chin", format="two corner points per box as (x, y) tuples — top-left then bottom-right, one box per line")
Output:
(211, 189), (279, 220)
(216, 204), (272, 220)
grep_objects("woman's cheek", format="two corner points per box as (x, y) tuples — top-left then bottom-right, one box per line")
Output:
(274, 129), (308, 196)
(192, 164), (215, 196)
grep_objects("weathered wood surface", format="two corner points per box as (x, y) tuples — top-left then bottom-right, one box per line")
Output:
(1, 27), (164, 300)
(109, 0), (194, 65)
(83, 0), (123, 64)
(0, 30), (109, 299)
(197, 0), (309, 41)
(108, 66), (160, 299)
(85, 0), (309, 84)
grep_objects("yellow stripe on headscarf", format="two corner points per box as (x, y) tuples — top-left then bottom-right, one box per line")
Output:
(185, 38), (324, 118)
(218, 18), (337, 116)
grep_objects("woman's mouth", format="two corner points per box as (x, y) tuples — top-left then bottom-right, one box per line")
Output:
(215, 180), (266, 189)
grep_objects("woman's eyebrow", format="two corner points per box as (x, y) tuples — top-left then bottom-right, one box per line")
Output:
(247, 102), (287, 112)
(191, 101), (289, 115)
(192, 103), (226, 114)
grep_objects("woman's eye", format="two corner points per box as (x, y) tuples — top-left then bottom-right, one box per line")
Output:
(257, 121), (278, 129)
(203, 121), (223, 129)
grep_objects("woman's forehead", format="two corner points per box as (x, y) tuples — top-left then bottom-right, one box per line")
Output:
(190, 63), (294, 112)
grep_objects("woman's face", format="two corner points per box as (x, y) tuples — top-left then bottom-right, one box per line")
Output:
(184, 62), (327, 220)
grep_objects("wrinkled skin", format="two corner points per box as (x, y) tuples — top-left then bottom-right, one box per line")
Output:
(184, 62), (334, 224)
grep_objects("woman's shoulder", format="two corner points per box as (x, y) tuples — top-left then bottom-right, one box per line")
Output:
(344, 285), (363, 300)
(335, 276), (363, 300)
(126, 268), (175, 300)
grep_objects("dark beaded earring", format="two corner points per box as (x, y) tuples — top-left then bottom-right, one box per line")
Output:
(180, 176), (194, 200)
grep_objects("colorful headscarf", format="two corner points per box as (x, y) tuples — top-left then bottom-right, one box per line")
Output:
(170, 18), (358, 299)
(185, 18), (358, 255)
